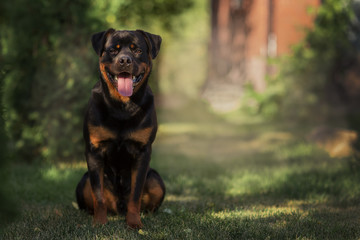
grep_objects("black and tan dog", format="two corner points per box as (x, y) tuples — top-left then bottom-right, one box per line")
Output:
(75, 29), (165, 229)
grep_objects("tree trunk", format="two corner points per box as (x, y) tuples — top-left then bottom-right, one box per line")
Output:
(202, 0), (254, 111)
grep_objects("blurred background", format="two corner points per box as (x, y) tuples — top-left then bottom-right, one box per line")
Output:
(1, 0), (360, 162)
(1, 0), (360, 232)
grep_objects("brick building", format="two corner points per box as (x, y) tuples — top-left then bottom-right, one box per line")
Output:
(203, 0), (322, 111)
(247, 0), (321, 92)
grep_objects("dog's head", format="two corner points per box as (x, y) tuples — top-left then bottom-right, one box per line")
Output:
(91, 29), (161, 99)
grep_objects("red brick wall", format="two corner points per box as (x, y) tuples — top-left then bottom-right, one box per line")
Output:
(245, 0), (320, 91)
(246, 0), (269, 59)
(273, 0), (321, 55)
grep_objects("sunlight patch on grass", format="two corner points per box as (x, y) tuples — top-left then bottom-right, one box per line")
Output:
(157, 120), (240, 138)
(41, 166), (74, 182)
(221, 169), (288, 197)
(57, 161), (87, 169)
(158, 123), (199, 135)
(41, 162), (86, 182)
(274, 142), (324, 161)
(165, 194), (199, 202)
(210, 206), (305, 220)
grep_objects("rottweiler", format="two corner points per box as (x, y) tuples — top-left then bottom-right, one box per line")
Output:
(75, 29), (165, 229)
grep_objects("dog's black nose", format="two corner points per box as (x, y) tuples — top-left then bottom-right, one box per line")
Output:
(119, 56), (132, 66)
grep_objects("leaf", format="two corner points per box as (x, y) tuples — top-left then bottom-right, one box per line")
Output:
(72, 201), (79, 210)
(163, 208), (173, 214)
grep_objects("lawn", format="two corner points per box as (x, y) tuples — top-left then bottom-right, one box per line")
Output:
(2, 102), (360, 239)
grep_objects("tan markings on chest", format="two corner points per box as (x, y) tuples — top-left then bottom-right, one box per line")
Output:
(128, 127), (153, 145)
(88, 124), (116, 148)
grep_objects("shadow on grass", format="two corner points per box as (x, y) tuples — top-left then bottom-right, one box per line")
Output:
(195, 207), (360, 240)
(160, 163), (360, 239)
(164, 159), (360, 208)
(6, 163), (87, 205)
(232, 166), (360, 208)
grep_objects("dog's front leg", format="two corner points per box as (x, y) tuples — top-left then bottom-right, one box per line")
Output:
(87, 153), (108, 225)
(126, 148), (151, 229)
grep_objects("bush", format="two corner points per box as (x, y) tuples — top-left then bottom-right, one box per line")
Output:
(245, 0), (359, 122)
(0, 0), (192, 162)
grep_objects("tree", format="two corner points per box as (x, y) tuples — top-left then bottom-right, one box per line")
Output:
(0, 0), (192, 162)
(202, 0), (253, 111)
(246, 0), (360, 122)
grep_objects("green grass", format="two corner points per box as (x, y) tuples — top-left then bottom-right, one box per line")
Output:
(2, 102), (360, 239)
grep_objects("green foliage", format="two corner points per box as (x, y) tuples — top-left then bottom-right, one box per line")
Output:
(0, 56), (18, 232)
(0, 0), (192, 162)
(245, 0), (358, 120)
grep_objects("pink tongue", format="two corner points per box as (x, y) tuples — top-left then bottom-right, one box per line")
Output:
(117, 77), (133, 96)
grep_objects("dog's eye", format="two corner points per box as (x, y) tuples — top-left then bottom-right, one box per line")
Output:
(135, 49), (142, 55)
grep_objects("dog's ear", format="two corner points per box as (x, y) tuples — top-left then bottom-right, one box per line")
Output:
(91, 28), (115, 56)
(136, 30), (162, 59)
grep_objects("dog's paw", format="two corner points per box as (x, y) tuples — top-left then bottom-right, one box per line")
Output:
(93, 209), (108, 226)
(92, 217), (108, 226)
(126, 212), (143, 229)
